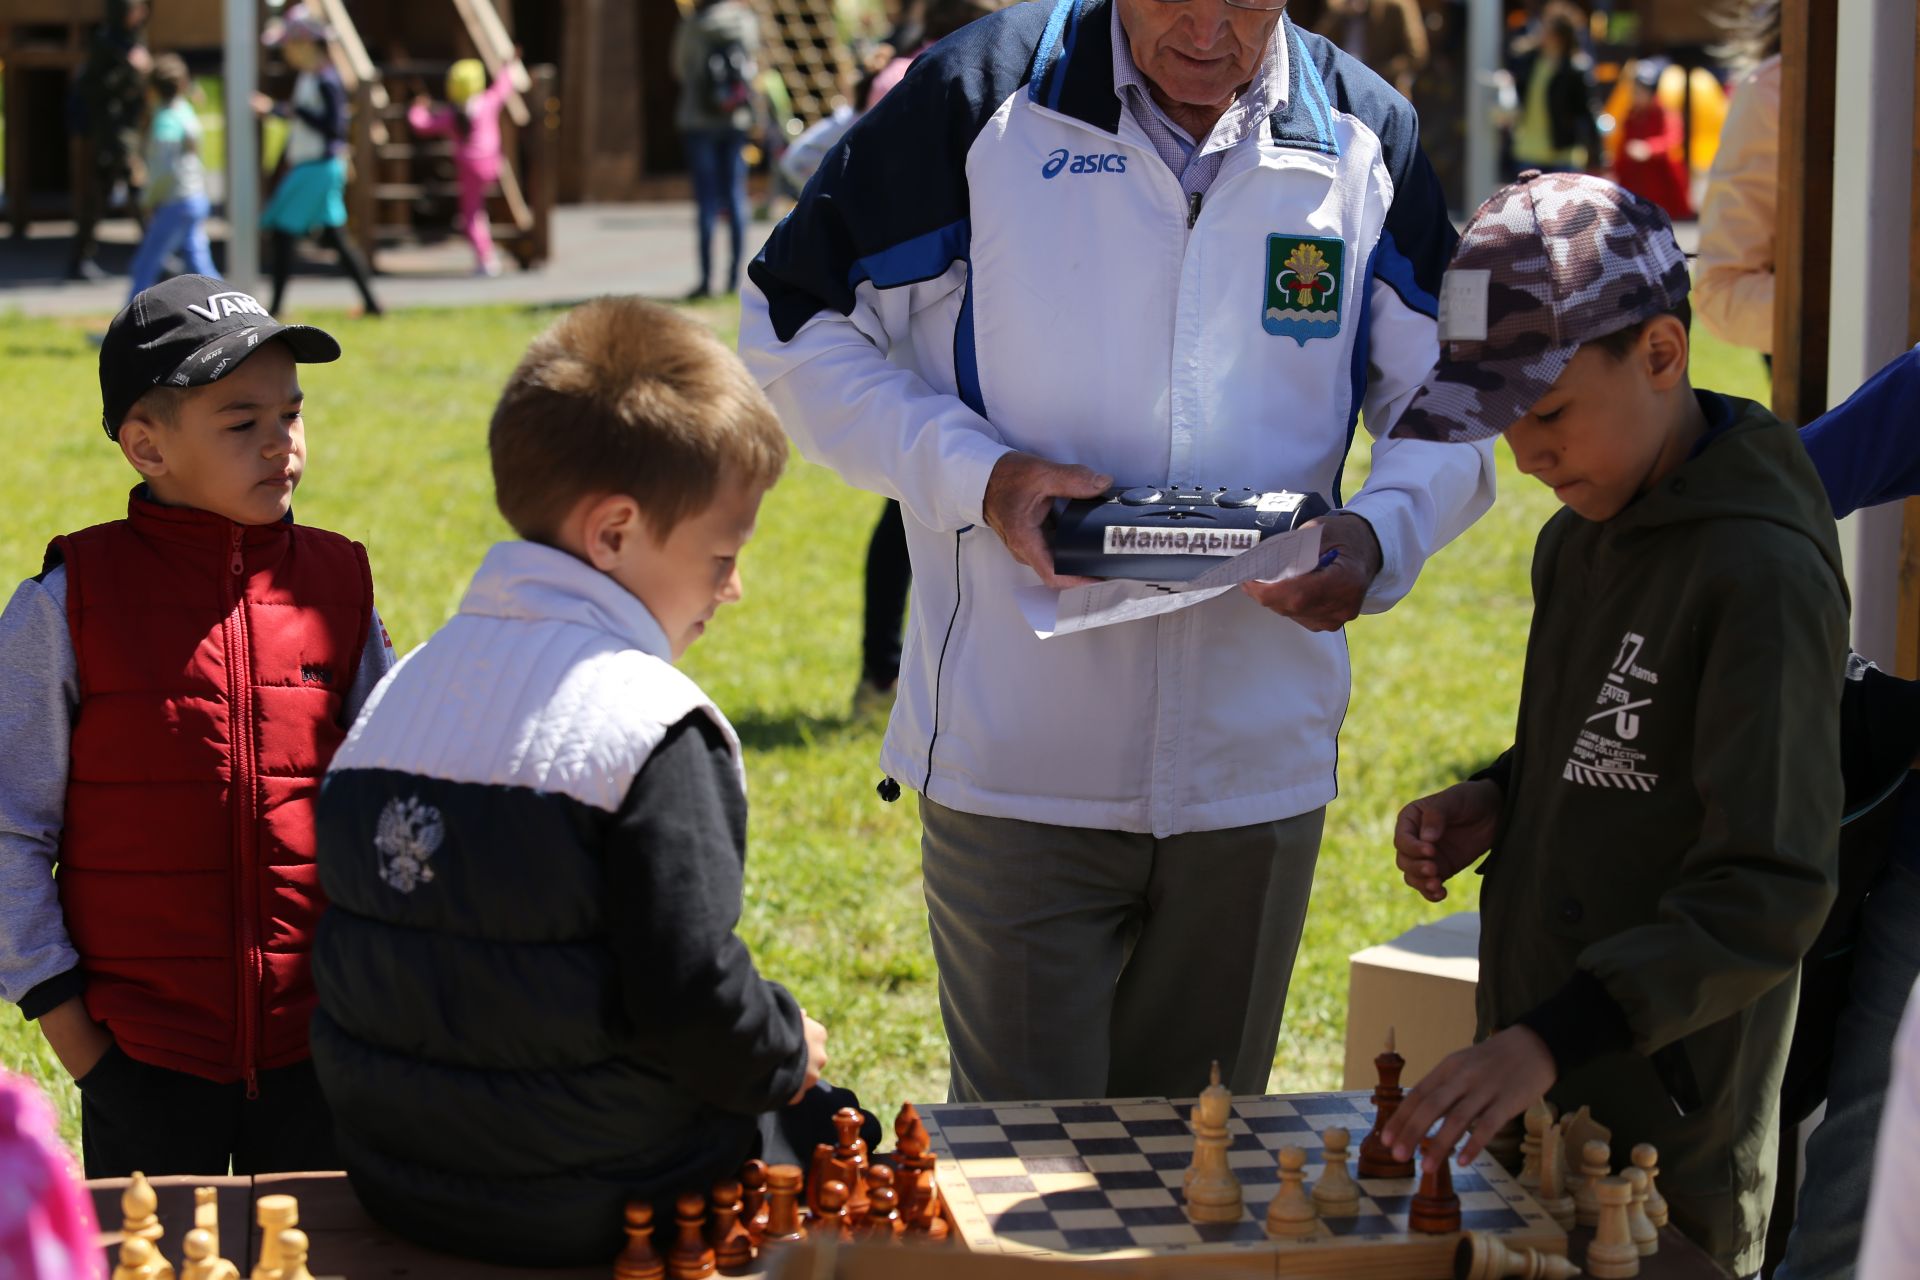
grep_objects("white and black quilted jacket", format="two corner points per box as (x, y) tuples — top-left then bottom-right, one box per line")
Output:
(310, 540), (806, 1266)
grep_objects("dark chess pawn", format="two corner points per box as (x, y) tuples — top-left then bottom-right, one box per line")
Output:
(668, 1193), (715, 1280)
(817, 1179), (854, 1242)
(708, 1180), (752, 1276)
(1409, 1136), (1462, 1235)
(763, 1164), (808, 1244)
(861, 1166), (903, 1241)
(740, 1160), (771, 1247)
(615, 1201), (665, 1280)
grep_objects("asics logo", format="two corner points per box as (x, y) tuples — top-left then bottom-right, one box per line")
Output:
(1042, 148), (1127, 179)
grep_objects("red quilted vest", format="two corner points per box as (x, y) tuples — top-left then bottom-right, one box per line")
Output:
(53, 491), (372, 1085)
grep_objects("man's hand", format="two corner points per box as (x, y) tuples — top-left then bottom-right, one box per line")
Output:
(1380, 1026), (1556, 1166)
(1240, 512), (1382, 631)
(250, 91), (276, 118)
(39, 995), (114, 1082)
(982, 452), (1113, 589)
(1393, 779), (1502, 902)
(790, 1013), (829, 1103)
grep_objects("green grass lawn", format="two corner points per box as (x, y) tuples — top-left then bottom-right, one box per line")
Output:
(0, 297), (1772, 1155)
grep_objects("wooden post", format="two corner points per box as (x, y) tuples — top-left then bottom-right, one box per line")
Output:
(522, 63), (558, 267)
(348, 81), (379, 269)
(1772, 0), (1839, 426)
(1900, 0), (1920, 681)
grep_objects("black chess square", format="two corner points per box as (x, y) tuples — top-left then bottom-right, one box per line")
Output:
(1037, 1189), (1111, 1212)
(1123, 1118), (1190, 1138)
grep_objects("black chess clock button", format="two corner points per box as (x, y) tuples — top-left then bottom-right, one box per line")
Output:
(1118, 486), (1164, 505)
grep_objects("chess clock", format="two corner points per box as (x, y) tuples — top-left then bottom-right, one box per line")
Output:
(1049, 485), (1331, 582)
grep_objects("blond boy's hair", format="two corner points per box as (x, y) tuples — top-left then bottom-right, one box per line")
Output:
(489, 298), (788, 544)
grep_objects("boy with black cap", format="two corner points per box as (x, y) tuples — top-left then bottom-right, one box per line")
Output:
(0, 275), (395, 1177)
(1376, 173), (1846, 1276)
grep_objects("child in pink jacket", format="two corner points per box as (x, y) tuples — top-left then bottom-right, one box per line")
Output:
(408, 56), (519, 276)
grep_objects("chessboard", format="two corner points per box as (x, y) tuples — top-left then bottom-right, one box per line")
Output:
(921, 1089), (1566, 1278)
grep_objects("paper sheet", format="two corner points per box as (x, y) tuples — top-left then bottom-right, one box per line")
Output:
(1017, 524), (1324, 638)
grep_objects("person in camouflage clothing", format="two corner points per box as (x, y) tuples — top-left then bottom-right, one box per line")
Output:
(69, 0), (151, 281)
(1380, 171), (1846, 1278)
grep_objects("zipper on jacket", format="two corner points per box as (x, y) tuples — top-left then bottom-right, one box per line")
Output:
(224, 525), (263, 1099)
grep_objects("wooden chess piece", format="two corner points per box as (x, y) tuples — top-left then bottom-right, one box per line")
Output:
(1573, 1139), (1611, 1229)
(251, 1195), (298, 1280)
(1182, 1060), (1244, 1224)
(1621, 1167), (1659, 1257)
(861, 1165), (903, 1240)
(763, 1165), (808, 1244)
(832, 1106), (871, 1219)
(816, 1179), (854, 1242)
(1312, 1127), (1361, 1216)
(194, 1186), (219, 1234)
(1264, 1146), (1318, 1238)
(615, 1201), (666, 1280)
(276, 1229), (314, 1280)
(1409, 1137), (1462, 1234)
(709, 1180), (753, 1275)
(1358, 1029), (1417, 1178)
(114, 1235), (165, 1280)
(1629, 1144), (1668, 1228)
(1452, 1231), (1582, 1280)
(1518, 1098), (1552, 1191)
(668, 1192), (716, 1280)
(1560, 1107), (1611, 1188)
(123, 1171), (166, 1245)
(1587, 1177), (1640, 1278)
(740, 1159), (771, 1246)
(901, 1160), (951, 1242)
(181, 1228), (239, 1280)
(807, 1142), (838, 1218)
(1535, 1116), (1576, 1232)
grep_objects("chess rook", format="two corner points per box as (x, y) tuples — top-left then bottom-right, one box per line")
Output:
(251, 1195), (298, 1280)
(1358, 1030), (1417, 1178)
(1586, 1177), (1640, 1278)
(1535, 1115), (1576, 1231)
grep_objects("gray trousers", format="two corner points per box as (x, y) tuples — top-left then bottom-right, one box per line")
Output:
(919, 797), (1325, 1103)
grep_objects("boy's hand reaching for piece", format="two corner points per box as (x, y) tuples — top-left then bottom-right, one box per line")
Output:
(1380, 1026), (1556, 1167)
(791, 1014), (829, 1103)
(1393, 779), (1502, 902)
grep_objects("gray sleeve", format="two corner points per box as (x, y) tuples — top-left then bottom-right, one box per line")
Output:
(0, 569), (82, 1011)
(342, 604), (397, 729)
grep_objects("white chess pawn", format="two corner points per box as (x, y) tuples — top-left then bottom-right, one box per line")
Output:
(1312, 1127), (1361, 1217)
(1518, 1098), (1552, 1190)
(1586, 1177), (1641, 1278)
(1621, 1166), (1659, 1257)
(1573, 1139), (1610, 1228)
(1264, 1146), (1319, 1238)
(276, 1228), (315, 1280)
(1630, 1144), (1669, 1228)
(181, 1228), (240, 1280)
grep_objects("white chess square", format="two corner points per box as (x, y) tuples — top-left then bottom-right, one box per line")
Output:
(1032, 1171), (1100, 1195)
(1011, 1140), (1080, 1159)
(1130, 1224), (1205, 1246)
(943, 1125), (1008, 1144)
(961, 1157), (1028, 1179)
(1053, 1209), (1124, 1231)
(1114, 1103), (1179, 1122)
(1083, 1153), (1153, 1173)
(1105, 1188), (1178, 1210)
(993, 1107), (1061, 1126)
(1063, 1121), (1129, 1140)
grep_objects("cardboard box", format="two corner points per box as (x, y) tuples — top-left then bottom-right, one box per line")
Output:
(1342, 911), (1480, 1091)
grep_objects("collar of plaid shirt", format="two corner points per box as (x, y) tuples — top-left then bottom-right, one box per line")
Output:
(1109, 2), (1291, 203)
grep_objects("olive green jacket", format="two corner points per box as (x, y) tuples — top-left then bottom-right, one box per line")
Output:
(1475, 396), (1846, 1276)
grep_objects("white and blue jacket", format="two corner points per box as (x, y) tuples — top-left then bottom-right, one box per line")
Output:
(741, 0), (1496, 836)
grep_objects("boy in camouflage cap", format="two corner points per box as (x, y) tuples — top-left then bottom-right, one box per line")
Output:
(1376, 171), (1847, 1277)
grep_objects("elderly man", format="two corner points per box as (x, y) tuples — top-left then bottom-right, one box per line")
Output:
(740, 0), (1493, 1102)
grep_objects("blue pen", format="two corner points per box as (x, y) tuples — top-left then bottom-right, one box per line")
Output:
(1315, 547), (1341, 571)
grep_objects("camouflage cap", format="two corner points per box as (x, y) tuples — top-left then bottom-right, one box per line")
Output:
(1390, 171), (1691, 444)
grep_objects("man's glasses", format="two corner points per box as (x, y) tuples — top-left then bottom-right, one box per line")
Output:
(1152, 0), (1291, 11)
